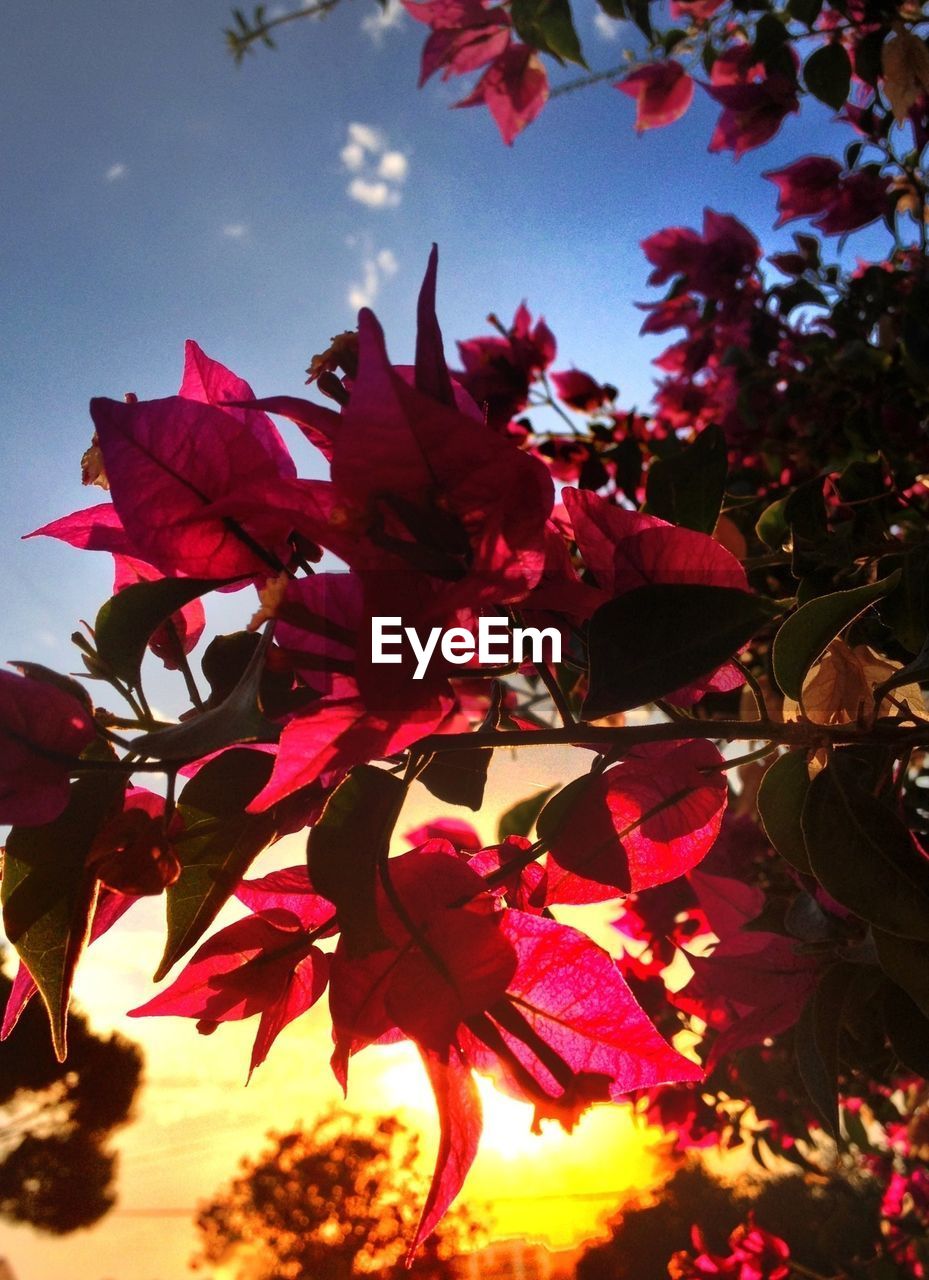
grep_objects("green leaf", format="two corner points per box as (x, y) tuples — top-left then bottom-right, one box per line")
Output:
(873, 928), (929, 1019)
(510, 0), (587, 66)
(757, 750), (812, 873)
(802, 761), (929, 941)
(419, 682), (500, 810)
(156, 748), (284, 980)
(307, 765), (405, 958)
(595, 0), (626, 17)
(643, 426), (728, 534)
(771, 571), (900, 699)
(2, 773), (125, 1059)
(132, 625), (277, 762)
(419, 747), (492, 810)
(883, 547), (929, 654)
(582, 584), (778, 719)
(795, 962), (856, 1137)
(754, 496), (789, 550)
(94, 577), (230, 687)
(884, 982), (929, 1075)
(497, 786), (558, 842)
(536, 775), (589, 847)
(803, 41), (851, 110)
(786, 0), (822, 26)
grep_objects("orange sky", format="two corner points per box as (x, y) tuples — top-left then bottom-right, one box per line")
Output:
(0, 745), (673, 1280)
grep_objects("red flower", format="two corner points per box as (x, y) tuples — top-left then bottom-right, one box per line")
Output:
(550, 368), (612, 412)
(642, 210), (760, 298)
(706, 76), (799, 156)
(455, 42), (549, 145)
(764, 155), (843, 226)
(811, 168), (891, 234)
(0, 670), (95, 826)
(616, 60), (694, 131)
(404, 0), (511, 85)
(457, 302), (556, 430)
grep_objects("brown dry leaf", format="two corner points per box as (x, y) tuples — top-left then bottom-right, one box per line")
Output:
(783, 639), (927, 726)
(882, 28), (929, 125)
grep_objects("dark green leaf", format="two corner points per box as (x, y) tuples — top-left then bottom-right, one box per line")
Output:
(644, 426), (728, 534)
(784, 479), (828, 578)
(418, 746), (492, 809)
(854, 28), (886, 87)
(883, 981), (929, 1075)
(786, 0), (822, 26)
(795, 962), (856, 1137)
(771, 571), (900, 699)
(803, 41), (851, 110)
(802, 762), (929, 941)
(2, 773), (125, 1059)
(754, 496), (789, 550)
(873, 928), (929, 1019)
(497, 786), (558, 842)
(306, 765), (405, 957)
(753, 12), (788, 60)
(883, 548), (929, 654)
(156, 748), (284, 980)
(95, 577), (230, 687)
(536, 775), (589, 848)
(510, 0), (587, 66)
(582, 584), (778, 719)
(419, 682), (500, 809)
(758, 750), (813, 873)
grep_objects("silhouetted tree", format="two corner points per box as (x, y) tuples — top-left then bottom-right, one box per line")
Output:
(0, 966), (143, 1233)
(577, 1161), (884, 1280)
(193, 1109), (483, 1280)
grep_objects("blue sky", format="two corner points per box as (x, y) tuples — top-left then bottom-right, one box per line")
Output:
(0, 0), (884, 673)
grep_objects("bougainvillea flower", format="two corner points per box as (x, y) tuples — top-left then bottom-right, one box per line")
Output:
(0, 669), (96, 825)
(684, 925), (821, 1068)
(616, 60), (694, 131)
(550, 368), (611, 412)
(763, 156), (843, 226)
(321, 252), (554, 614)
(27, 502), (131, 554)
(459, 911), (703, 1129)
(811, 168), (891, 234)
(247, 675), (456, 811)
(544, 741), (728, 904)
(331, 847), (699, 1248)
(456, 302), (556, 430)
(404, 818), (483, 852)
(87, 786), (180, 896)
(236, 866), (337, 931)
(455, 42), (549, 145)
(112, 555), (206, 670)
(641, 210), (760, 297)
(404, 0), (512, 85)
(705, 73), (800, 158)
(129, 908), (331, 1078)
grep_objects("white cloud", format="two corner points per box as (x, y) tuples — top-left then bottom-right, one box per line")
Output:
(105, 163), (127, 182)
(378, 150), (409, 182)
(340, 141), (366, 171)
(340, 125), (409, 208)
(222, 222), (248, 238)
(346, 241), (399, 310)
(361, 0), (405, 43)
(347, 178), (400, 209)
(376, 248), (398, 276)
(347, 121), (385, 153)
(593, 10), (626, 39)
